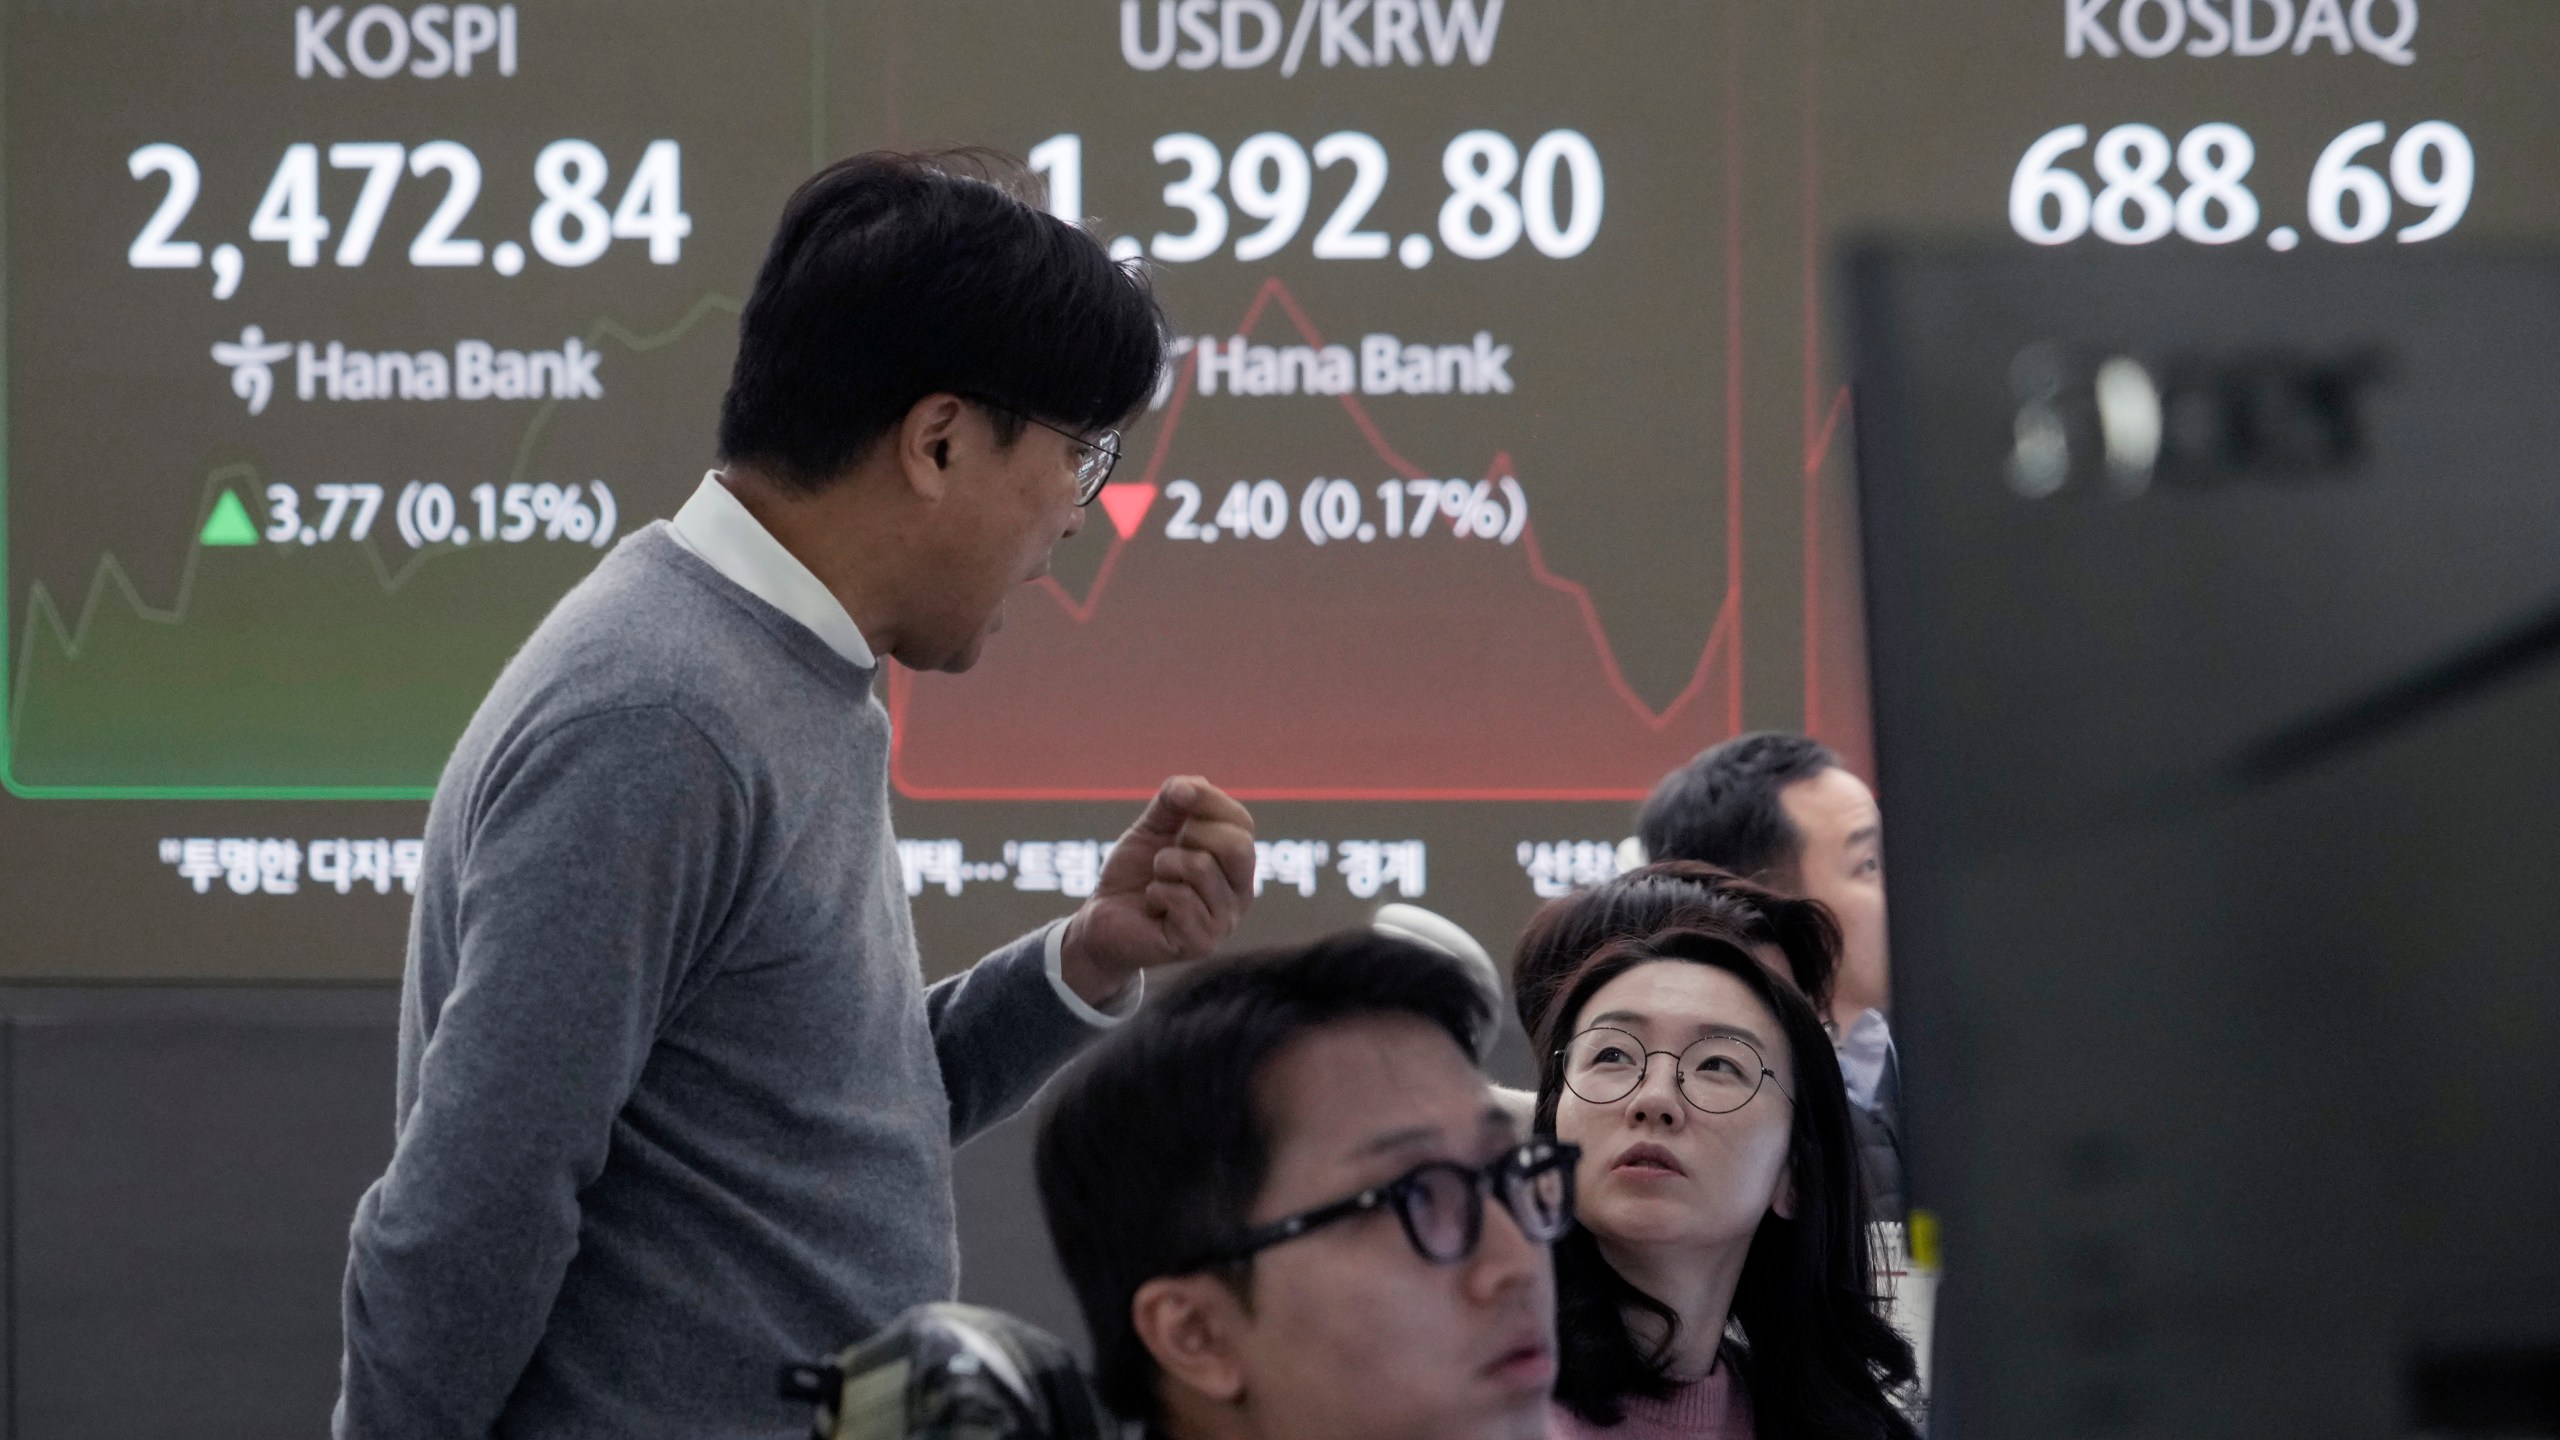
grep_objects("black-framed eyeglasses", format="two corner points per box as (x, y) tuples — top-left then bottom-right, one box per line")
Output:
(962, 396), (1121, 505)
(1558, 1026), (1795, 1116)
(1172, 1138), (1580, 1274)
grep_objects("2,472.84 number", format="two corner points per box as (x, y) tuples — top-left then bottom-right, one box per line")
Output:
(126, 138), (690, 297)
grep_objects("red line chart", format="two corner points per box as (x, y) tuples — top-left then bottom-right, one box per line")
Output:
(885, 270), (1749, 802)
(886, 8), (1869, 803)
(1792, 0), (1868, 767)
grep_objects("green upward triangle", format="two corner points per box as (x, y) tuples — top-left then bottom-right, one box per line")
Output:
(200, 489), (261, 547)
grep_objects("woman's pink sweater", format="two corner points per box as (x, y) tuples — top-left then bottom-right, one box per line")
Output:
(1547, 1369), (1754, 1440)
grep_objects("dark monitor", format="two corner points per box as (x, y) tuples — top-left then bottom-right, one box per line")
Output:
(1849, 248), (2560, 1439)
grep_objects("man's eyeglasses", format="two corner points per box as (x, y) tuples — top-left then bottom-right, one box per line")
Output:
(963, 396), (1121, 506)
(1172, 1138), (1579, 1273)
(1558, 1026), (1795, 1116)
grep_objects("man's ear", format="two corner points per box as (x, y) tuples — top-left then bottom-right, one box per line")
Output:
(1131, 1274), (1250, 1406)
(896, 393), (967, 501)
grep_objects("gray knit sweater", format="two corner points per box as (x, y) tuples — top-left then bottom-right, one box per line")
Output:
(337, 525), (1103, 1439)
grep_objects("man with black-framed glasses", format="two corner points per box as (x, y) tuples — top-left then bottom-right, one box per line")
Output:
(1038, 931), (1568, 1440)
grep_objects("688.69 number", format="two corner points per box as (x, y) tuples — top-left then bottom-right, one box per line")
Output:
(2010, 120), (2472, 249)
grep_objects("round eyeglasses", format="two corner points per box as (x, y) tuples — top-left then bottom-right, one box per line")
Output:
(1558, 1026), (1794, 1116)
(1172, 1138), (1579, 1273)
(961, 395), (1122, 505)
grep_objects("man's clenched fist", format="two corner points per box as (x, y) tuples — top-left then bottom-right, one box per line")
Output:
(1058, 776), (1256, 1003)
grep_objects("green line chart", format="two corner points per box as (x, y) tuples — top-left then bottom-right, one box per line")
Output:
(4, 295), (741, 799)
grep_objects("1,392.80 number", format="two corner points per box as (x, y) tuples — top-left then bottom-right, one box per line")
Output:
(1028, 129), (1603, 266)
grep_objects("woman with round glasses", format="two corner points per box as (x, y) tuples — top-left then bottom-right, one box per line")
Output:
(1518, 889), (1917, 1438)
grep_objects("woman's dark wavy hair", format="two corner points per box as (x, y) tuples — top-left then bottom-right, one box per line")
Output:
(1518, 888), (1918, 1437)
(1512, 860), (1844, 1042)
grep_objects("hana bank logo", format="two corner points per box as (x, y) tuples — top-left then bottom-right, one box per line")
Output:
(212, 325), (294, 415)
(210, 325), (605, 414)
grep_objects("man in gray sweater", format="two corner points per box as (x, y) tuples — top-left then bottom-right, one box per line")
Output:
(336, 152), (1256, 1439)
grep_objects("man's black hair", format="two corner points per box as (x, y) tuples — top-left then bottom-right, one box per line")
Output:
(1035, 932), (1493, 1427)
(717, 149), (1166, 492)
(1636, 732), (1844, 884)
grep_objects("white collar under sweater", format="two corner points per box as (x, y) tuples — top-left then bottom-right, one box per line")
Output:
(666, 471), (877, 669)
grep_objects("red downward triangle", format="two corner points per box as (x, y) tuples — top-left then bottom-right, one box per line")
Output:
(1098, 483), (1157, 540)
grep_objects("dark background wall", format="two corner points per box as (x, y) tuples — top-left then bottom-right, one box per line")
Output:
(0, 990), (394, 1437)
(0, 990), (1067, 1437)
(0, 985), (1527, 1438)
(0, 987), (1107, 1439)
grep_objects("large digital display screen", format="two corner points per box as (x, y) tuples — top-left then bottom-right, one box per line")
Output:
(6, 1), (2555, 981)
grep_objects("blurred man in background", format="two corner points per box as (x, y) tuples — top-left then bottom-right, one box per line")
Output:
(1637, 733), (1900, 1218)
